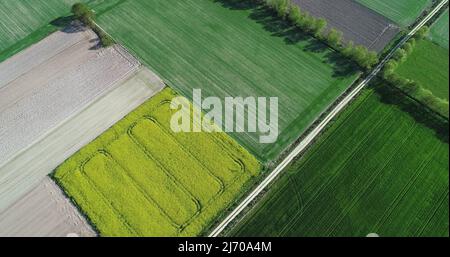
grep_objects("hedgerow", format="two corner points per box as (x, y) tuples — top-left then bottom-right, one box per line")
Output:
(381, 28), (449, 118)
(71, 3), (114, 47)
(228, 0), (379, 70)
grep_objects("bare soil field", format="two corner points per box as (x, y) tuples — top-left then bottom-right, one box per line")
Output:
(0, 66), (164, 213)
(0, 177), (95, 237)
(0, 25), (139, 167)
(292, 0), (399, 52)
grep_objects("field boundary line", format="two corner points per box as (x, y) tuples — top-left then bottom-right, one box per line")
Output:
(208, 0), (449, 237)
(0, 63), (140, 170)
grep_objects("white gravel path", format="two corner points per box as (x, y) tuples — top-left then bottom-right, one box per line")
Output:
(0, 25), (139, 166)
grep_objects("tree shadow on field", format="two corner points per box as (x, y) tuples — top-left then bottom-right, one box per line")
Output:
(371, 79), (449, 143)
(51, 15), (101, 50)
(50, 16), (87, 34)
(50, 15), (74, 28)
(325, 51), (359, 78)
(213, 0), (358, 78)
(213, 0), (259, 10)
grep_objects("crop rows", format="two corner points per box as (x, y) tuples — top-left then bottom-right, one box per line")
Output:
(95, 0), (359, 161)
(356, 0), (432, 26)
(291, 0), (399, 52)
(396, 39), (449, 100)
(54, 88), (260, 236)
(429, 9), (449, 49)
(231, 86), (448, 237)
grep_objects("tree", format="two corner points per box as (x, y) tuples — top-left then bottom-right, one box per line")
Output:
(382, 60), (397, 78)
(288, 5), (302, 24)
(364, 50), (379, 69)
(342, 41), (354, 58)
(403, 80), (421, 95)
(349, 45), (378, 70)
(415, 26), (429, 39)
(393, 48), (407, 62)
(403, 42), (413, 55)
(419, 88), (436, 105)
(302, 13), (316, 33)
(296, 11), (308, 28)
(326, 28), (343, 48)
(71, 3), (113, 47)
(71, 3), (94, 24)
(276, 0), (290, 19)
(435, 99), (449, 117)
(408, 38), (416, 48)
(267, 0), (290, 19)
(314, 18), (327, 38)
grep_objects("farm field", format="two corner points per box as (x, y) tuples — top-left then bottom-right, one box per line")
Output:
(292, 0), (399, 52)
(396, 39), (449, 100)
(0, 66), (164, 213)
(429, 9), (449, 49)
(356, 0), (432, 26)
(53, 88), (261, 236)
(96, 0), (359, 161)
(0, 0), (82, 62)
(0, 0), (117, 63)
(0, 177), (95, 237)
(231, 85), (449, 237)
(0, 25), (139, 167)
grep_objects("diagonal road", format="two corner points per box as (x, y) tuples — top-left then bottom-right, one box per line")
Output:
(209, 0), (449, 237)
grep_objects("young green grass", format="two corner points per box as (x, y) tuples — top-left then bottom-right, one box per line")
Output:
(0, 0), (116, 63)
(396, 39), (449, 100)
(0, 0), (91, 62)
(356, 0), (432, 26)
(53, 87), (261, 236)
(230, 85), (448, 237)
(0, 0), (77, 51)
(95, 0), (359, 161)
(429, 9), (449, 49)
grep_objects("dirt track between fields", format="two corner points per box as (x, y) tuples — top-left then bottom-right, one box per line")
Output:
(0, 24), (139, 167)
(292, 0), (399, 52)
(0, 177), (95, 237)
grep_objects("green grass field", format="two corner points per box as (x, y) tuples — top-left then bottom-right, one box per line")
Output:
(0, 0), (84, 62)
(96, 0), (358, 161)
(429, 9), (449, 49)
(396, 39), (449, 100)
(231, 85), (449, 237)
(53, 88), (261, 236)
(356, 0), (432, 26)
(0, 0), (114, 63)
(0, 0), (77, 51)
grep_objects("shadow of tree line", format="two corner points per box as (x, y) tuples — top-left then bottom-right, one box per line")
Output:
(213, 0), (359, 78)
(371, 79), (449, 143)
(50, 16), (102, 50)
(214, 0), (448, 143)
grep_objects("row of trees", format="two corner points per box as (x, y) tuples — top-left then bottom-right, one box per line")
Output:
(72, 3), (114, 47)
(382, 27), (449, 118)
(239, 0), (447, 118)
(262, 0), (379, 70)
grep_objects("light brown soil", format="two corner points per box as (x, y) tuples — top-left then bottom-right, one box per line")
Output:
(0, 177), (96, 237)
(0, 25), (139, 166)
